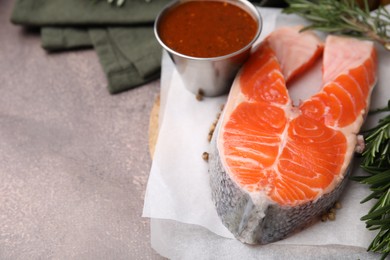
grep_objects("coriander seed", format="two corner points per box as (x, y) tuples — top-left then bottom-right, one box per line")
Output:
(202, 152), (209, 161)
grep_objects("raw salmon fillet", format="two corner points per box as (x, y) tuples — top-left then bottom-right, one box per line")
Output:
(209, 26), (377, 244)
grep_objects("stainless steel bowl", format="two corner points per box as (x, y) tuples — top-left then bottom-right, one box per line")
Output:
(154, 0), (262, 97)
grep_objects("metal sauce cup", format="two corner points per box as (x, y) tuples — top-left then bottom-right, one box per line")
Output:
(154, 0), (262, 97)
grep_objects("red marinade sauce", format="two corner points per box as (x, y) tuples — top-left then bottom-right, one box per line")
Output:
(158, 1), (258, 58)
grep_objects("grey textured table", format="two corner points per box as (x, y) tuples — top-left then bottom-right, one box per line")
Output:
(0, 0), (163, 259)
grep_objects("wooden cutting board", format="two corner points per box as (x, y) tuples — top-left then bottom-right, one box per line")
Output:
(148, 95), (160, 158)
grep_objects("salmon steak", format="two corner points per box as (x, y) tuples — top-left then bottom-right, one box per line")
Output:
(209, 26), (377, 244)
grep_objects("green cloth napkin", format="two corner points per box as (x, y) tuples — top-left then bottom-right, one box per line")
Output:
(11, 0), (171, 94)
(41, 27), (92, 50)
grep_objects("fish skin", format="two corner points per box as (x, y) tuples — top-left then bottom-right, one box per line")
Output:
(209, 122), (351, 244)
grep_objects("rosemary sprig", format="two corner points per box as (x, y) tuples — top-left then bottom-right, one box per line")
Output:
(354, 101), (390, 259)
(361, 102), (390, 169)
(283, 0), (390, 51)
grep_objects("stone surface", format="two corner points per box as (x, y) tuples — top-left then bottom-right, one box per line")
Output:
(0, 1), (162, 259)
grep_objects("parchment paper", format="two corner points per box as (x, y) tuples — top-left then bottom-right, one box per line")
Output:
(143, 7), (390, 259)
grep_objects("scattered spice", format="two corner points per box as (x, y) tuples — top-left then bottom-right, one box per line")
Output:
(327, 212), (336, 221)
(216, 112), (221, 120)
(209, 123), (216, 132)
(207, 133), (213, 142)
(334, 201), (342, 209)
(196, 89), (204, 101)
(207, 104), (225, 142)
(321, 201), (342, 222)
(202, 152), (209, 162)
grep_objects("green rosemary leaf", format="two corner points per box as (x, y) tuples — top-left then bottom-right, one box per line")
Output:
(361, 190), (384, 204)
(361, 204), (390, 221)
(371, 183), (390, 194)
(369, 229), (390, 253)
(368, 225), (384, 231)
(379, 252), (389, 260)
(360, 165), (388, 175)
(359, 170), (390, 185)
(366, 218), (390, 227)
(369, 103), (390, 114)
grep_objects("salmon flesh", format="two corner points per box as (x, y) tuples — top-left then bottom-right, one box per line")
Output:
(209, 26), (377, 244)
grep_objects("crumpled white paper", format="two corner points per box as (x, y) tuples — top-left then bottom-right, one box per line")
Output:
(143, 7), (390, 259)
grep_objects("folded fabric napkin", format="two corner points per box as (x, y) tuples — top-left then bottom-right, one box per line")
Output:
(11, 0), (171, 94)
(10, 0), (290, 94)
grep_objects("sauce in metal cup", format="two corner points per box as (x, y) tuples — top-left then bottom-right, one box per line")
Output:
(154, 0), (262, 97)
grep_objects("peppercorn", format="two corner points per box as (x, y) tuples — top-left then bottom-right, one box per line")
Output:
(334, 202), (342, 209)
(196, 89), (204, 101)
(202, 152), (209, 161)
(327, 212), (336, 221)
